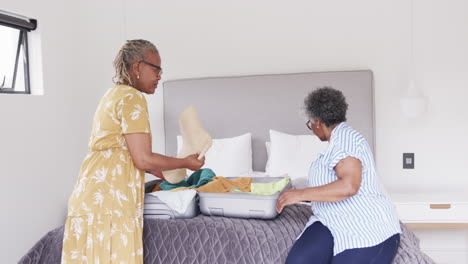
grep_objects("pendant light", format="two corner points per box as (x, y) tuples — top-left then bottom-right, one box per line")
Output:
(400, 0), (427, 118)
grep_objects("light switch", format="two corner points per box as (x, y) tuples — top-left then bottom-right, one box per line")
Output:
(403, 153), (414, 169)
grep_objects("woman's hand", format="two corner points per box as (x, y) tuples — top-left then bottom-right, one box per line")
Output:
(183, 154), (205, 171)
(276, 189), (305, 213)
(147, 170), (166, 180)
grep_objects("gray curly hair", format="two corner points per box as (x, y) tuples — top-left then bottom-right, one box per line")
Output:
(304, 86), (348, 127)
(113, 39), (158, 86)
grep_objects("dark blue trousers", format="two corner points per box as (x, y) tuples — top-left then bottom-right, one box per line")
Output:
(286, 222), (400, 264)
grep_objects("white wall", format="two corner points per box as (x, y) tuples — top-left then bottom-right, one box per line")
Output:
(1, 0), (467, 263)
(1, 1), (75, 263)
(0, 1), (123, 263)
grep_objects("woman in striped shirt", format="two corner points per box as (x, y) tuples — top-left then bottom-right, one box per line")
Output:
(277, 87), (401, 264)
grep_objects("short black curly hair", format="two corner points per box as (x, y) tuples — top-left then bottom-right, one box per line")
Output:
(304, 86), (348, 127)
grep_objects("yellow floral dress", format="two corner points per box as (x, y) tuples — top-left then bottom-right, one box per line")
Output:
(61, 85), (150, 264)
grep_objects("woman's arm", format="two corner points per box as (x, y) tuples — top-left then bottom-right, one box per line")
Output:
(146, 170), (166, 180)
(276, 156), (362, 213)
(125, 133), (204, 172)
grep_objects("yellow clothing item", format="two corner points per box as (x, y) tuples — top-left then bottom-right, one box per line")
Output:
(151, 182), (162, 192)
(62, 85), (150, 264)
(250, 177), (290, 195)
(172, 176), (252, 193)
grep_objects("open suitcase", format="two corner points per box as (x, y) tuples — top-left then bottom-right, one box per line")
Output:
(198, 176), (291, 219)
(144, 179), (199, 219)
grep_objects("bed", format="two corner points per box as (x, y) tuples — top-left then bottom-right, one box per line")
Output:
(19, 70), (435, 264)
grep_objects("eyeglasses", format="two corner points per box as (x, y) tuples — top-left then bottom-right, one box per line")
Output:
(306, 120), (314, 130)
(139, 60), (163, 77)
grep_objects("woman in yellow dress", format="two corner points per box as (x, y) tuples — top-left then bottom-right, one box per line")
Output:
(61, 39), (204, 263)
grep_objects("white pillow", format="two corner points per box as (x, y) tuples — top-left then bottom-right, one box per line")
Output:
(266, 129), (328, 188)
(177, 133), (253, 177)
(249, 171), (270, 177)
(265, 141), (271, 172)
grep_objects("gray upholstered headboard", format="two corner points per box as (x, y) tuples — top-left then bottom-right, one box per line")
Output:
(163, 70), (374, 171)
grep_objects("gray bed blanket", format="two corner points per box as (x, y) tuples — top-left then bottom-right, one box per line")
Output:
(19, 204), (435, 264)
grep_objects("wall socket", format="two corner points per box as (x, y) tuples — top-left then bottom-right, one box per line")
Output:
(403, 153), (414, 169)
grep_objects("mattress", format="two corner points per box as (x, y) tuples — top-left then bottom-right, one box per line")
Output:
(19, 204), (435, 264)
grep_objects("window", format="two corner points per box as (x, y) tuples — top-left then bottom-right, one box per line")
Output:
(0, 10), (37, 94)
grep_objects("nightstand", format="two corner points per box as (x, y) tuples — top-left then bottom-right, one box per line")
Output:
(390, 193), (468, 229)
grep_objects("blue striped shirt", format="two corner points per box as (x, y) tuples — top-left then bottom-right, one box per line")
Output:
(302, 122), (401, 255)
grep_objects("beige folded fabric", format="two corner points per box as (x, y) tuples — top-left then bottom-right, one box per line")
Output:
(171, 176), (252, 193)
(162, 105), (212, 184)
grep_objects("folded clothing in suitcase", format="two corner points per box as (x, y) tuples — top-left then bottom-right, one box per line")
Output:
(144, 179), (199, 219)
(198, 176), (291, 219)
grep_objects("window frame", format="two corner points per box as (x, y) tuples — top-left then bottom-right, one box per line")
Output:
(0, 10), (37, 95)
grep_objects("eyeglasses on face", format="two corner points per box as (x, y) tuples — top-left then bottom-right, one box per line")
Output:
(139, 60), (163, 77)
(306, 120), (314, 130)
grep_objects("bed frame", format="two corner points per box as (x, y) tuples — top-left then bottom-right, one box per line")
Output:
(163, 70), (375, 171)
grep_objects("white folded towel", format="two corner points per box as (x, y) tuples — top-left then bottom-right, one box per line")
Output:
(147, 189), (197, 214)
